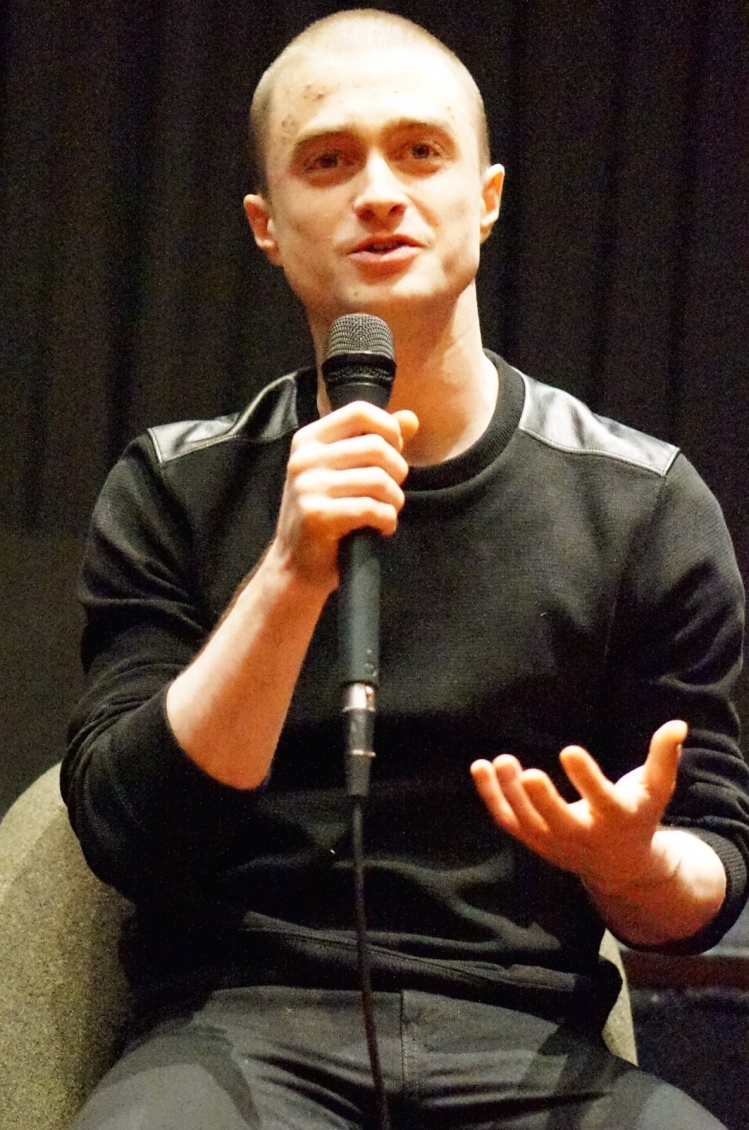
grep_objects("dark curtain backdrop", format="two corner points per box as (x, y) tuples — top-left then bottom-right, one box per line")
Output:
(0, 0), (747, 806)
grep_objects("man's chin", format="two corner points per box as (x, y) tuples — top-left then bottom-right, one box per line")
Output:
(332, 283), (450, 323)
(306, 277), (467, 343)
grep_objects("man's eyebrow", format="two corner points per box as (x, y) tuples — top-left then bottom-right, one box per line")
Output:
(387, 116), (457, 138)
(291, 116), (457, 155)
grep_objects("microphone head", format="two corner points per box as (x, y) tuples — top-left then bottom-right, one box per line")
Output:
(322, 314), (396, 410)
(325, 313), (395, 360)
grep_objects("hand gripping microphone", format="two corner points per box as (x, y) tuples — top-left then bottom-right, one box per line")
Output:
(322, 314), (397, 797)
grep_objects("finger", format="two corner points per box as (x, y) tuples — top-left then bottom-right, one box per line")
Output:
(492, 758), (551, 840)
(521, 770), (586, 836)
(299, 466), (406, 509)
(470, 758), (522, 835)
(302, 400), (406, 447)
(340, 436), (411, 484)
(558, 746), (620, 815)
(291, 433), (411, 485)
(642, 719), (688, 802)
(296, 494), (402, 540)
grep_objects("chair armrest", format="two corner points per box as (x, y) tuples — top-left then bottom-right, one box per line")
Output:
(0, 763), (132, 1130)
(600, 929), (638, 1065)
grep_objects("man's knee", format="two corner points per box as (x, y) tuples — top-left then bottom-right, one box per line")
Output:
(72, 1024), (260, 1130)
(606, 1067), (727, 1130)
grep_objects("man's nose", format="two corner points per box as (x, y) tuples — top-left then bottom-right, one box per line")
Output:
(353, 154), (408, 223)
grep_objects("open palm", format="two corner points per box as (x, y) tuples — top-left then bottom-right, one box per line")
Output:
(471, 719), (687, 896)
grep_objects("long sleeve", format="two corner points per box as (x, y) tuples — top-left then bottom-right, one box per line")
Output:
(62, 436), (278, 902)
(598, 453), (748, 950)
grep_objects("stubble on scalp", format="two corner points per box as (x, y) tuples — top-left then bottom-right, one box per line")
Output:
(248, 9), (491, 198)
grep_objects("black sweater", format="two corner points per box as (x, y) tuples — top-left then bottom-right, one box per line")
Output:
(63, 356), (749, 1029)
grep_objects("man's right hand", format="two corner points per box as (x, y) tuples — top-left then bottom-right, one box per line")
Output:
(271, 401), (419, 591)
(165, 400), (417, 789)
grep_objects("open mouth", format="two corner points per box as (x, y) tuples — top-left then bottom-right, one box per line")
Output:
(365, 240), (408, 253)
(352, 237), (419, 257)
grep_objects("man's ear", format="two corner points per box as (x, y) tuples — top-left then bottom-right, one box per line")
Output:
(479, 164), (505, 244)
(243, 194), (282, 266)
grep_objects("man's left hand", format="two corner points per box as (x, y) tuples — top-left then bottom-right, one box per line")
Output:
(470, 720), (687, 896)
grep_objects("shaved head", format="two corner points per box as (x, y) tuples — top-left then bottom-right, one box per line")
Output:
(249, 9), (490, 196)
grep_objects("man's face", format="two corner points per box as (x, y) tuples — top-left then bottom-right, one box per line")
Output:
(245, 42), (503, 342)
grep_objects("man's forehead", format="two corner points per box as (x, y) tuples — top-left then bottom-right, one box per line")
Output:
(268, 44), (473, 146)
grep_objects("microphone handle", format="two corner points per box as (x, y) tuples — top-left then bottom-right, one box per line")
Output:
(326, 360), (391, 692)
(338, 527), (381, 688)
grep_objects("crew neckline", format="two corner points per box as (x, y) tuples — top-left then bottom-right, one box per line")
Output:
(405, 353), (524, 493)
(294, 352), (524, 494)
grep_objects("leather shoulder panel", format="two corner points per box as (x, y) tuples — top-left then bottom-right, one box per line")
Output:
(148, 373), (301, 465)
(517, 370), (679, 476)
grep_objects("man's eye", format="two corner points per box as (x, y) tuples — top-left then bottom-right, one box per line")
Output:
(410, 142), (436, 160)
(305, 151), (342, 171)
(401, 140), (445, 167)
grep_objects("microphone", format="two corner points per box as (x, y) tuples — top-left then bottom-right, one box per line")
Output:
(322, 314), (397, 796)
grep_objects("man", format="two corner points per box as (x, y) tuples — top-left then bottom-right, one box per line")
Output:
(64, 10), (748, 1128)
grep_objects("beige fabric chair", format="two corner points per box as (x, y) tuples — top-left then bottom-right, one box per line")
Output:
(600, 929), (638, 1065)
(0, 763), (636, 1130)
(0, 763), (131, 1130)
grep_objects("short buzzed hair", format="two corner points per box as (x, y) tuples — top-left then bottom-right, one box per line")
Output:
(248, 9), (491, 196)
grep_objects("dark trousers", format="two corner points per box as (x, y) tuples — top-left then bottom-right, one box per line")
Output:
(73, 987), (726, 1129)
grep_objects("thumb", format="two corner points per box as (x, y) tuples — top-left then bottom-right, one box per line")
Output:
(392, 409), (419, 449)
(643, 719), (688, 804)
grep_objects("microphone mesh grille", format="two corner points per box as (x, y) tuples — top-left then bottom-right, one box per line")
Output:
(325, 314), (394, 360)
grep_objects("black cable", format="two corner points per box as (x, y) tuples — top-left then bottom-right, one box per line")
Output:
(351, 797), (392, 1130)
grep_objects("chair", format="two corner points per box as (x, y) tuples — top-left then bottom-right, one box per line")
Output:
(0, 763), (636, 1130)
(0, 763), (131, 1130)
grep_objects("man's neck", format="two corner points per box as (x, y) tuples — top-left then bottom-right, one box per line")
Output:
(314, 287), (498, 468)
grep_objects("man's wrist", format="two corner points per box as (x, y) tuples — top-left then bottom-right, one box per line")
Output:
(579, 828), (681, 902)
(252, 536), (338, 606)
(231, 539), (333, 622)
(583, 829), (727, 947)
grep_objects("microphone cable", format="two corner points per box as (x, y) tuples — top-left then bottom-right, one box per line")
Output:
(344, 663), (392, 1130)
(352, 795), (392, 1130)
